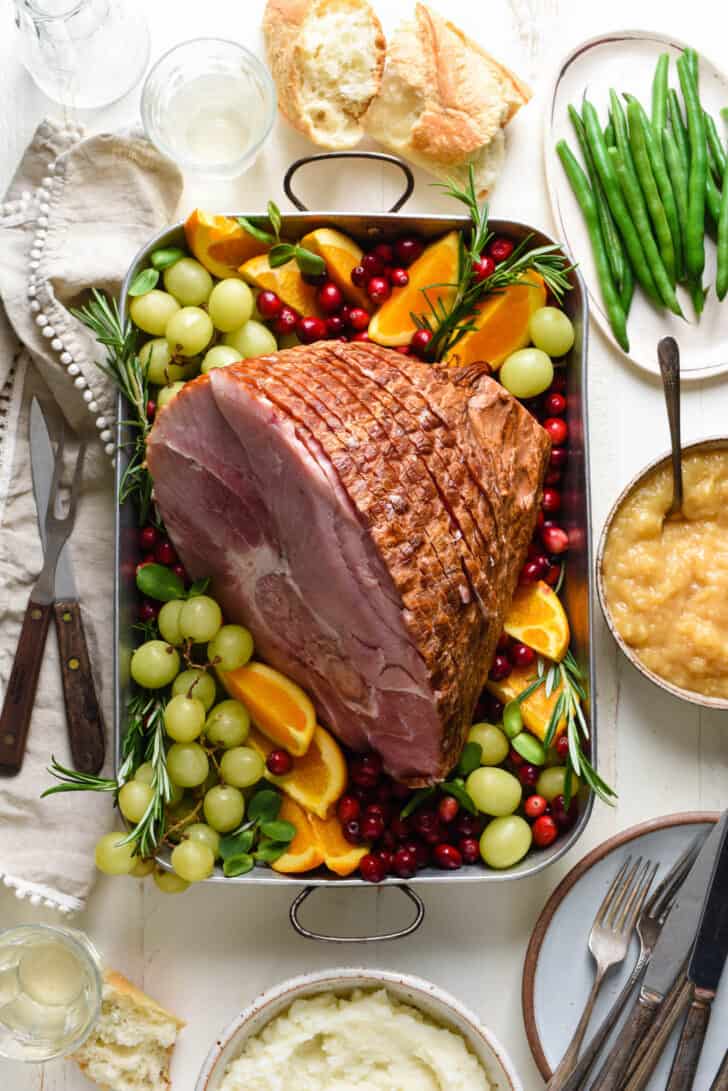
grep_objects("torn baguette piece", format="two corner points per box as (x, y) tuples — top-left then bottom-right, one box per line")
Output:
(362, 2), (531, 197)
(263, 0), (386, 149)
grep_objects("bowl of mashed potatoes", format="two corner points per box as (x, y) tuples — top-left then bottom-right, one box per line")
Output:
(598, 438), (728, 707)
(195, 969), (522, 1091)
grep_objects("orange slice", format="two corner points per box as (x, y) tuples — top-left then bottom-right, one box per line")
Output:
(220, 662), (315, 757)
(503, 580), (570, 661)
(309, 813), (369, 877)
(300, 227), (371, 310)
(247, 724), (347, 819)
(271, 797), (324, 874)
(368, 231), (460, 347)
(239, 254), (322, 317)
(444, 273), (547, 369)
(184, 210), (268, 280)
(485, 663), (566, 741)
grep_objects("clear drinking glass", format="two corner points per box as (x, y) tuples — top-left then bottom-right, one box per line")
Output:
(13, 0), (150, 109)
(141, 38), (277, 180)
(0, 924), (103, 1062)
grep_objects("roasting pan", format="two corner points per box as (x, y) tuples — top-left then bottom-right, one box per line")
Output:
(115, 153), (594, 938)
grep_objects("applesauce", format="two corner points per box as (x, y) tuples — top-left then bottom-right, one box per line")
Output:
(602, 446), (728, 699)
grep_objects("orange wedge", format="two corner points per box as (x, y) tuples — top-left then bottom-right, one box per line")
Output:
(271, 797), (324, 874)
(368, 231), (460, 347)
(247, 724), (347, 819)
(309, 813), (369, 877)
(220, 662), (316, 757)
(300, 227), (371, 310)
(239, 254), (322, 317)
(184, 210), (268, 280)
(444, 273), (547, 369)
(503, 580), (570, 662)
(485, 663), (566, 740)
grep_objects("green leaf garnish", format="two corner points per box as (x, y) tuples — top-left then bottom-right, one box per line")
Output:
(247, 789), (282, 825)
(237, 216), (276, 246)
(400, 786), (436, 819)
(150, 247), (186, 271)
(219, 829), (255, 860)
(440, 781), (478, 815)
(254, 841), (290, 864)
(260, 820), (296, 843)
(136, 563), (185, 602)
(128, 268), (159, 296)
(268, 242), (296, 268)
(267, 200), (282, 238)
(293, 246), (326, 277)
(223, 853), (255, 877)
(187, 576), (210, 598)
(456, 741), (482, 778)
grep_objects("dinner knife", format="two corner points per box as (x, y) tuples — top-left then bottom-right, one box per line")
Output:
(591, 812), (728, 1091)
(665, 819), (728, 1091)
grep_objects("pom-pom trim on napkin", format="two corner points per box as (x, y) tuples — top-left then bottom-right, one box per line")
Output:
(1, 871), (82, 915)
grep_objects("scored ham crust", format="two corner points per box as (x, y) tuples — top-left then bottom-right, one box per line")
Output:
(147, 342), (549, 783)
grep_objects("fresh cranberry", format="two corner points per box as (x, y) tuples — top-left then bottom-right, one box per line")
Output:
(380, 830), (397, 853)
(488, 237), (514, 263)
(509, 747), (525, 767)
(361, 253), (385, 277)
(545, 563), (561, 586)
(496, 631), (512, 652)
(274, 305), (298, 336)
(390, 816), (411, 842)
(529, 553), (550, 577)
(138, 599), (159, 622)
(542, 525), (569, 555)
(393, 846), (418, 878)
(360, 853), (387, 883)
(316, 282), (343, 314)
(347, 307), (370, 332)
(410, 328), (433, 357)
(403, 839), (430, 869)
(533, 815), (558, 847)
(489, 654), (512, 682)
(343, 819), (362, 845)
(372, 243), (394, 264)
(367, 276), (391, 305)
(388, 267), (409, 287)
(438, 796), (459, 823)
(351, 265), (367, 288)
(352, 331), (370, 342)
(433, 843), (463, 870)
(545, 469), (562, 486)
(376, 849), (394, 874)
(520, 560), (545, 584)
(413, 810), (440, 843)
(337, 795), (361, 825)
(350, 753), (383, 789)
(478, 694), (504, 723)
(556, 735), (570, 760)
(518, 763), (539, 788)
(455, 814), (484, 838)
(551, 794), (578, 831)
(352, 785), (374, 804)
(395, 345), (411, 355)
(545, 392), (566, 416)
(340, 304), (353, 324)
(544, 417), (568, 445)
(542, 488), (561, 514)
(296, 315), (328, 344)
(551, 370), (568, 391)
(364, 802), (389, 823)
(536, 510), (546, 530)
(146, 399), (156, 421)
(525, 794), (548, 820)
(394, 237), (424, 266)
(361, 814), (385, 841)
(155, 540), (177, 566)
(326, 315), (346, 337)
(550, 447), (568, 470)
(459, 837), (481, 865)
(511, 642), (535, 669)
(266, 749), (293, 776)
(139, 525), (158, 552)
(257, 290), (282, 319)
(472, 255), (496, 282)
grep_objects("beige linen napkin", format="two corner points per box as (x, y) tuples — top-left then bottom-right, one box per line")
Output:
(0, 119), (182, 913)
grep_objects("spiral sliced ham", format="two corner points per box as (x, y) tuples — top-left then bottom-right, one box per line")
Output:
(146, 342), (549, 783)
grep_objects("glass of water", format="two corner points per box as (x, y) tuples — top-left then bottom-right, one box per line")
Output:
(0, 924), (102, 1062)
(141, 38), (277, 180)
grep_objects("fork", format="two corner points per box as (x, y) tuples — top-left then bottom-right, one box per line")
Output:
(559, 831), (708, 1091)
(546, 856), (656, 1091)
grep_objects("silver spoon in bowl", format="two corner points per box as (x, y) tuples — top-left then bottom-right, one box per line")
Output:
(658, 336), (684, 520)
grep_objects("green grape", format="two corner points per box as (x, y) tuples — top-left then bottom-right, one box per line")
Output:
(208, 279), (254, 332)
(205, 700), (250, 748)
(219, 746), (264, 788)
(130, 640), (180, 689)
(153, 867), (189, 894)
(139, 338), (188, 385)
(158, 600), (185, 646)
(466, 766), (522, 817)
(118, 780), (154, 823)
(135, 761), (154, 785)
(171, 839), (215, 882)
(528, 307), (575, 357)
(479, 816), (532, 869)
(467, 723), (509, 766)
(203, 784), (245, 832)
(186, 822), (221, 859)
(129, 290), (180, 336)
(207, 624), (254, 671)
(156, 382), (185, 409)
(172, 668), (216, 710)
(179, 595), (222, 643)
(163, 258), (213, 306)
(223, 319), (277, 358)
(130, 858), (156, 878)
(499, 348), (554, 399)
(201, 345), (243, 374)
(164, 694), (206, 742)
(166, 742), (209, 788)
(165, 306), (213, 357)
(95, 832), (136, 876)
(536, 765), (580, 802)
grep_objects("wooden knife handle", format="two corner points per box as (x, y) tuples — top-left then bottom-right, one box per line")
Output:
(666, 988), (712, 1091)
(623, 974), (693, 1091)
(590, 991), (661, 1091)
(710, 1049), (728, 1091)
(53, 600), (105, 775)
(0, 598), (53, 774)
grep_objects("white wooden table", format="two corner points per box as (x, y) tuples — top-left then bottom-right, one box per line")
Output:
(1, 0), (727, 1087)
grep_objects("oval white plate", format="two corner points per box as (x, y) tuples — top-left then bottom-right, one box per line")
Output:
(545, 30), (728, 379)
(522, 813), (727, 1088)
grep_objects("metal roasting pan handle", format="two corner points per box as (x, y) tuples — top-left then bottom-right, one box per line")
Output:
(283, 152), (415, 213)
(289, 884), (425, 942)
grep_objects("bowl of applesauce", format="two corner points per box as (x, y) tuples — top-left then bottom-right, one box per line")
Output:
(597, 438), (728, 708)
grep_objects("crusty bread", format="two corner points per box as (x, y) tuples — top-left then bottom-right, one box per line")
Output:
(362, 3), (531, 197)
(263, 0), (386, 149)
(71, 971), (184, 1091)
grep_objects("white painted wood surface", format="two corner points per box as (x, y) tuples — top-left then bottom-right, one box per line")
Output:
(0, 0), (727, 1087)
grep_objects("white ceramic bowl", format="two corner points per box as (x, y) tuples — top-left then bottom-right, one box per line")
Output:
(195, 968), (522, 1091)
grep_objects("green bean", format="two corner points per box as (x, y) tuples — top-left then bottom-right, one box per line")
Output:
(717, 159), (728, 300)
(704, 111), (727, 178)
(568, 105), (625, 289)
(706, 171), (722, 223)
(556, 140), (629, 351)
(626, 99), (676, 283)
(668, 89), (690, 170)
(604, 118), (616, 148)
(582, 99), (661, 304)
(677, 53), (707, 281)
(627, 96), (683, 281)
(610, 90), (639, 184)
(608, 145), (683, 314)
(652, 53), (670, 132)
(619, 258), (635, 315)
(685, 47), (699, 83)
(690, 281), (706, 315)
(662, 126), (691, 281)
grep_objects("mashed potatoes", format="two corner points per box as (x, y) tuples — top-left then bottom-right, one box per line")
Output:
(219, 988), (492, 1091)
